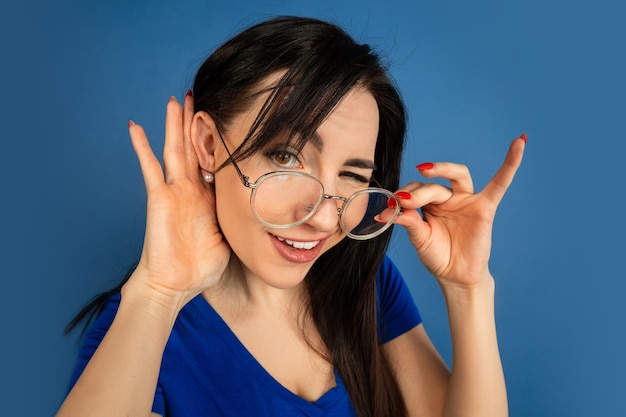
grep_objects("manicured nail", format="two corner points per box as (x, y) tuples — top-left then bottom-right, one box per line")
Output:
(387, 196), (398, 209)
(185, 89), (193, 97)
(128, 120), (135, 128)
(395, 191), (411, 200)
(169, 96), (177, 103)
(416, 162), (434, 170)
(519, 132), (527, 143)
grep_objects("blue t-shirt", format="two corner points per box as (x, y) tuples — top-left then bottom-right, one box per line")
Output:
(69, 255), (421, 416)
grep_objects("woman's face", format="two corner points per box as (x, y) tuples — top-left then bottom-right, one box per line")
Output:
(213, 84), (380, 290)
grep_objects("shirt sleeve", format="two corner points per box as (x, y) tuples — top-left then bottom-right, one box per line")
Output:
(66, 293), (166, 415)
(377, 255), (422, 344)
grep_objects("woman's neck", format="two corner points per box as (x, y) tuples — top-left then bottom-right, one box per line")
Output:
(203, 255), (308, 318)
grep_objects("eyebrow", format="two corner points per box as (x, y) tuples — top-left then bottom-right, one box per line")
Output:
(345, 158), (377, 170)
(309, 132), (324, 152)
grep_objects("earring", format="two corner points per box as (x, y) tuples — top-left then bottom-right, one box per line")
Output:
(203, 172), (215, 183)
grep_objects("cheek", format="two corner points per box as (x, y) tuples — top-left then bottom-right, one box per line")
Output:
(213, 156), (270, 230)
(214, 173), (254, 237)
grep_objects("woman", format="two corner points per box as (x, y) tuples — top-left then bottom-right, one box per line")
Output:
(58, 16), (525, 417)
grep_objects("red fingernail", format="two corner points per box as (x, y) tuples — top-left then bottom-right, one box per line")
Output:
(395, 191), (411, 200)
(387, 196), (398, 209)
(416, 162), (434, 170)
(128, 120), (135, 128)
(519, 132), (527, 143)
(185, 89), (193, 97)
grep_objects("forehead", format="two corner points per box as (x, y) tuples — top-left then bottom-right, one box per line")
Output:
(227, 72), (379, 158)
(314, 86), (379, 155)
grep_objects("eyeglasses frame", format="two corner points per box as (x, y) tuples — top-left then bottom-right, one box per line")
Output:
(211, 128), (401, 240)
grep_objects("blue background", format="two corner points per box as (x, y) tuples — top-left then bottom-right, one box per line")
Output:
(3, 0), (625, 415)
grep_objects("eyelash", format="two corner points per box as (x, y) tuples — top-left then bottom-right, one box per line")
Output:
(339, 171), (371, 184)
(265, 147), (372, 184)
(265, 147), (301, 169)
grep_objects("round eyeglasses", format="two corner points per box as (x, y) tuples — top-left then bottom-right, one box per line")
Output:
(245, 170), (400, 240)
(213, 130), (400, 240)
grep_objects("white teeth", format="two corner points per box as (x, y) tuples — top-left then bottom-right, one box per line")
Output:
(291, 240), (319, 250)
(274, 235), (320, 250)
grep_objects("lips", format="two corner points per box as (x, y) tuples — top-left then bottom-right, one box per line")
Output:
(269, 233), (327, 263)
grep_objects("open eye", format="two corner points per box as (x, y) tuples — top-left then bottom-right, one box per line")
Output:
(266, 148), (301, 169)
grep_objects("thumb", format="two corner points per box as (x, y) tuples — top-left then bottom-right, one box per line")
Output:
(392, 209), (432, 250)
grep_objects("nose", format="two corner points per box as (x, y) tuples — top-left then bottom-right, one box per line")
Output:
(304, 194), (342, 233)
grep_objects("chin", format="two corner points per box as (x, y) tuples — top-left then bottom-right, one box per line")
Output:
(257, 260), (314, 290)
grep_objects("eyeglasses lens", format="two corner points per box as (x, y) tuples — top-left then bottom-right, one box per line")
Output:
(253, 173), (323, 227)
(251, 172), (394, 239)
(341, 190), (393, 238)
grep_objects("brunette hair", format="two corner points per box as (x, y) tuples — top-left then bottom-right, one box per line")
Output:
(67, 16), (407, 417)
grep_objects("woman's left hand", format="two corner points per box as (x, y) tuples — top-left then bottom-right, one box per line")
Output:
(389, 135), (526, 288)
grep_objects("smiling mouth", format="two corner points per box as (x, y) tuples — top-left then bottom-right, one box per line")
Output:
(273, 235), (321, 250)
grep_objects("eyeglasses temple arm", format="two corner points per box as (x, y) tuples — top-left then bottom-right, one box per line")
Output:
(215, 128), (252, 187)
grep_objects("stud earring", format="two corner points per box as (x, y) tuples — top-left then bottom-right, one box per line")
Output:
(203, 172), (215, 183)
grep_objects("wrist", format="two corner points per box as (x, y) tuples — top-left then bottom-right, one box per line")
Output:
(439, 274), (496, 315)
(439, 272), (494, 298)
(121, 267), (192, 321)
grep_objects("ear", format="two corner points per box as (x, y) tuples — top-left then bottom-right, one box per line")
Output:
(191, 111), (220, 172)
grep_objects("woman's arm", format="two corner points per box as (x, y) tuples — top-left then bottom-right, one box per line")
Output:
(384, 325), (449, 417)
(385, 277), (506, 417)
(57, 94), (230, 416)
(440, 276), (507, 416)
(57, 275), (182, 417)
(382, 136), (526, 416)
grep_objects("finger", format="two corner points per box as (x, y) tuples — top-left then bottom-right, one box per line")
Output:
(128, 121), (165, 192)
(384, 207), (432, 249)
(163, 96), (185, 182)
(182, 90), (199, 171)
(416, 162), (474, 193)
(394, 182), (453, 209)
(482, 135), (526, 204)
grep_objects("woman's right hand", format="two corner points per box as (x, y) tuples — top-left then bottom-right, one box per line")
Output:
(127, 93), (231, 306)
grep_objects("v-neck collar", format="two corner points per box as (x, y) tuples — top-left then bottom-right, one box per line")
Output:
(188, 295), (348, 414)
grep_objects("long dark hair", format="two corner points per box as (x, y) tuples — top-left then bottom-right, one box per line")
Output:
(67, 16), (407, 417)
